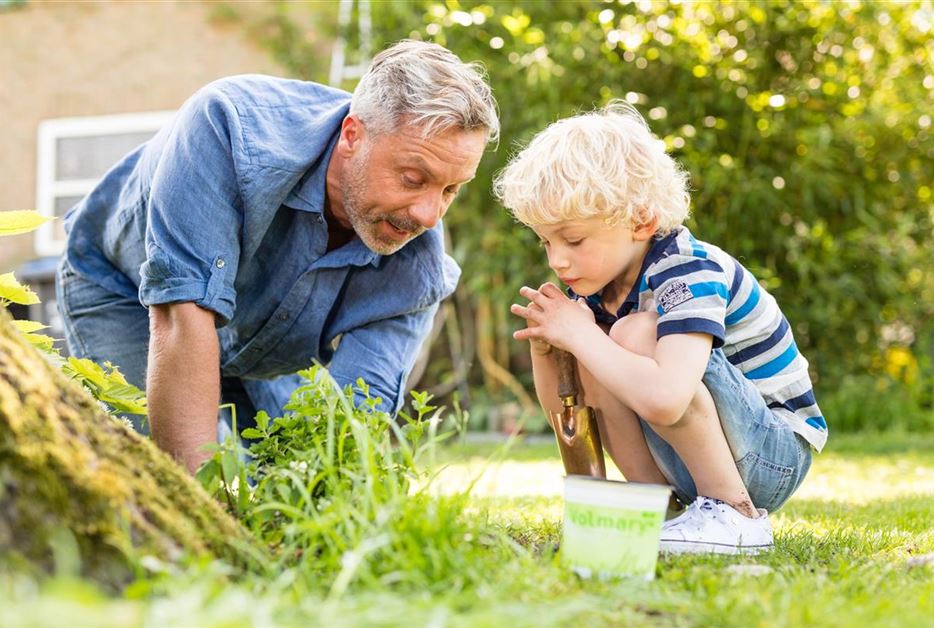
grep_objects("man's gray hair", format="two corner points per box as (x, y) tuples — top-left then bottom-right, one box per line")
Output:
(351, 40), (499, 144)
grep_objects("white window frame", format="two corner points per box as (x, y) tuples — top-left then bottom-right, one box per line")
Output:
(35, 110), (175, 257)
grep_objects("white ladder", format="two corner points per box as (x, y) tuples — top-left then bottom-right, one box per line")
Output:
(328, 0), (372, 88)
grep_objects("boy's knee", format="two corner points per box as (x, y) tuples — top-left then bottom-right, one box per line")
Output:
(642, 381), (716, 429)
(608, 311), (658, 357)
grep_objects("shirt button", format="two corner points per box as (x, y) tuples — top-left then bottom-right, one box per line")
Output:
(278, 312), (289, 321)
(215, 258), (226, 269)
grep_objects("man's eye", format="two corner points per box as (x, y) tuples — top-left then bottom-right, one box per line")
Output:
(403, 175), (422, 187)
(444, 186), (459, 197)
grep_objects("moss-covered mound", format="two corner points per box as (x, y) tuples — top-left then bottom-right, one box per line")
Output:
(0, 308), (262, 588)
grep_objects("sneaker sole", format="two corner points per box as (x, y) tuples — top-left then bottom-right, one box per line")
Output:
(659, 540), (773, 555)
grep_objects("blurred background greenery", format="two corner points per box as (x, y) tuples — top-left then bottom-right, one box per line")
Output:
(217, 0), (934, 434)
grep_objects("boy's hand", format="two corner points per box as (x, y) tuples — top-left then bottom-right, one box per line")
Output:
(517, 300), (553, 356)
(510, 282), (596, 353)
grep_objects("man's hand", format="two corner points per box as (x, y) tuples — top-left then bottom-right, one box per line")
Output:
(148, 302), (220, 474)
(510, 282), (597, 353)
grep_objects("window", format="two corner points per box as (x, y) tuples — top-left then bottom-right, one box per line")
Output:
(35, 111), (175, 256)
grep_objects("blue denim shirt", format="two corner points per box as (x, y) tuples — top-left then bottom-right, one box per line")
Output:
(62, 75), (461, 412)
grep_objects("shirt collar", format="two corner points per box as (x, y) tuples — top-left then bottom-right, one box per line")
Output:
(569, 227), (682, 323)
(282, 129), (383, 268)
(283, 128), (340, 215)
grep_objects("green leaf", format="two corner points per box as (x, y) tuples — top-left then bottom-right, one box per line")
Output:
(13, 319), (48, 334)
(13, 319), (57, 351)
(97, 391), (148, 416)
(237, 468), (251, 513)
(221, 450), (239, 486)
(22, 332), (56, 352)
(0, 273), (39, 305)
(63, 356), (110, 388)
(194, 457), (221, 491)
(63, 357), (148, 415)
(0, 210), (53, 236)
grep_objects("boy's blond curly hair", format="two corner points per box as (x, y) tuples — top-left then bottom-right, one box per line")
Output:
(493, 101), (691, 235)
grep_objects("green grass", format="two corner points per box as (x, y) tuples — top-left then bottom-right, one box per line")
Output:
(2, 430), (933, 627)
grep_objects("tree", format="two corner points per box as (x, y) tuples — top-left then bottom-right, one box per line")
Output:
(0, 212), (262, 588)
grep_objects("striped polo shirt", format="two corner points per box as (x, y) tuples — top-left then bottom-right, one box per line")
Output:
(577, 226), (827, 451)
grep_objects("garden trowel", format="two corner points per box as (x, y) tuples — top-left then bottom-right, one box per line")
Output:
(549, 349), (606, 479)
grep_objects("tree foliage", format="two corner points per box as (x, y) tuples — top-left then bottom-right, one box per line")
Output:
(232, 0), (934, 428)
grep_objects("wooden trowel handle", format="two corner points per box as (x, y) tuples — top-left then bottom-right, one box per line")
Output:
(554, 349), (579, 400)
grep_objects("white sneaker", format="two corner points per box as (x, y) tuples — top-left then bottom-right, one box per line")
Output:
(659, 496), (773, 555)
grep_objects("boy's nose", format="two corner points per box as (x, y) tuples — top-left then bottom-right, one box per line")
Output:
(547, 251), (569, 271)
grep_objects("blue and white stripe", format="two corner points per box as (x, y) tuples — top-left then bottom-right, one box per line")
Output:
(639, 227), (827, 451)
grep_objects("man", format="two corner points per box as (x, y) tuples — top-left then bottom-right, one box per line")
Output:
(56, 40), (499, 473)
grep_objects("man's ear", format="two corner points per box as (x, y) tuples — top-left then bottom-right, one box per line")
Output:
(633, 214), (659, 241)
(336, 114), (366, 157)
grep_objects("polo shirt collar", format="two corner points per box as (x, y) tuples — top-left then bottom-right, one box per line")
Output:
(569, 227), (682, 323)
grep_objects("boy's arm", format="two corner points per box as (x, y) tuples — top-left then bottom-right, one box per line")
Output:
(529, 347), (562, 416)
(513, 282), (712, 426)
(570, 325), (712, 426)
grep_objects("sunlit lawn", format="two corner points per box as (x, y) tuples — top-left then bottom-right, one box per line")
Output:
(2, 432), (932, 627)
(427, 431), (934, 626)
(432, 430), (934, 504)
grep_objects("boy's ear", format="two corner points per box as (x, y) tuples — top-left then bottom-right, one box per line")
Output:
(633, 214), (659, 241)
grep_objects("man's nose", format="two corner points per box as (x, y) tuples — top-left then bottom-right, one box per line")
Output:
(408, 192), (445, 230)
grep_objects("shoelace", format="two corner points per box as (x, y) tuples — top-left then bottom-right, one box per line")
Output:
(669, 497), (736, 533)
(667, 500), (711, 532)
(700, 497), (729, 512)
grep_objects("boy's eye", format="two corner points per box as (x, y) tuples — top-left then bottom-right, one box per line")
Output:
(537, 240), (549, 248)
(566, 239), (583, 246)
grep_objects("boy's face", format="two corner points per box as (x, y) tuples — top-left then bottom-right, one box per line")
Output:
(531, 217), (655, 297)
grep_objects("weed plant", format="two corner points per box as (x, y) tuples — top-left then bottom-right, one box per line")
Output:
(2, 427), (933, 626)
(195, 366), (531, 599)
(2, 360), (931, 626)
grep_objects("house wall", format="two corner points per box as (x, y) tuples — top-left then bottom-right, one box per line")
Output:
(0, 0), (290, 272)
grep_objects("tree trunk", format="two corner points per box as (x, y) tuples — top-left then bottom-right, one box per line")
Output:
(0, 307), (261, 588)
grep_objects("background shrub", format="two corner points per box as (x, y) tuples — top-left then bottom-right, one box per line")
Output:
(228, 0), (934, 431)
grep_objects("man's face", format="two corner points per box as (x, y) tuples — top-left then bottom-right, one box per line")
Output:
(333, 118), (487, 255)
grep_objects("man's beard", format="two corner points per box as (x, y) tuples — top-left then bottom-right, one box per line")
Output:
(340, 148), (425, 256)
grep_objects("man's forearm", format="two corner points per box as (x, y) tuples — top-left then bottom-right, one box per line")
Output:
(148, 303), (220, 474)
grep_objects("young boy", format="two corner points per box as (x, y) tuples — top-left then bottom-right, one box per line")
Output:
(496, 103), (826, 554)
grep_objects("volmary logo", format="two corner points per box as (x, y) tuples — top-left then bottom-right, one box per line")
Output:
(567, 505), (658, 535)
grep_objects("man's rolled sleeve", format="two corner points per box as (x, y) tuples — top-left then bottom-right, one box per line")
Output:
(138, 85), (245, 325)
